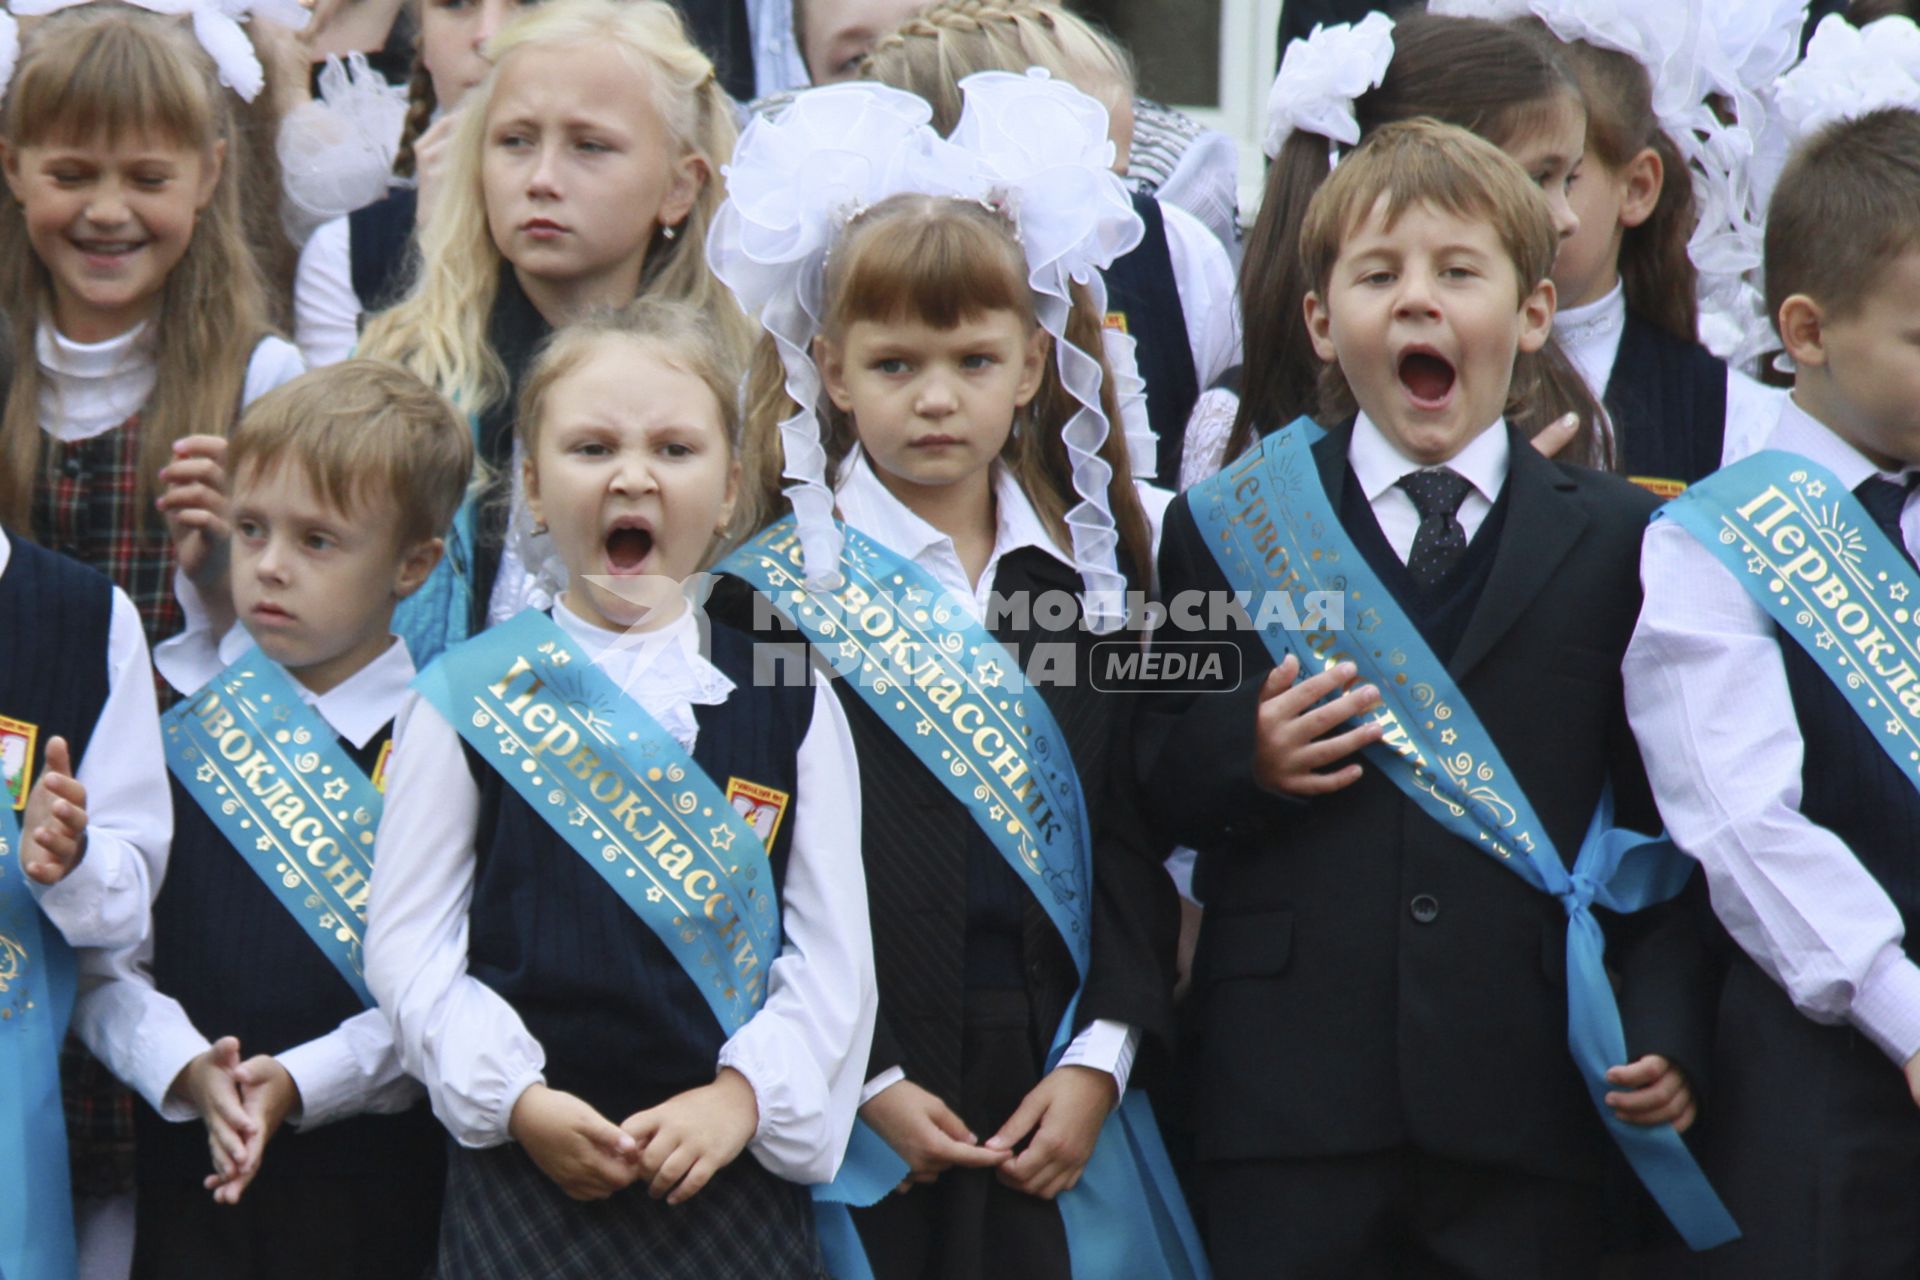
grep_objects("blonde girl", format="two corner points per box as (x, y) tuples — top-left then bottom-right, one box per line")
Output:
(357, 0), (745, 665)
(368, 300), (875, 1280)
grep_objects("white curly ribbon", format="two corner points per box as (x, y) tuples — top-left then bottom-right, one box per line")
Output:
(1102, 326), (1155, 481)
(709, 72), (1144, 632)
(278, 52), (409, 224)
(0, 11), (19, 100)
(952, 70), (1142, 632)
(5, 0), (308, 101)
(1263, 10), (1395, 160)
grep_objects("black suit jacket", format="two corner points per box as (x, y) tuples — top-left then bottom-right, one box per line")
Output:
(1138, 423), (1713, 1183)
(714, 549), (1178, 1112)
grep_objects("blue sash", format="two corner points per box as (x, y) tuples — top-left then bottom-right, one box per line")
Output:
(722, 518), (1210, 1280)
(1658, 451), (1920, 786)
(0, 787), (79, 1280)
(160, 653), (383, 1008)
(414, 610), (777, 1035)
(1185, 420), (1739, 1252)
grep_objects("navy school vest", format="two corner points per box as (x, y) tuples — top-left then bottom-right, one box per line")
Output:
(0, 536), (110, 804)
(1603, 311), (1729, 493)
(1104, 191), (1200, 483)
(1779, 631), (1920, 954)
(347, 187), (419, 320)
(671, 0), (755, 101)
(463, 622), (813, 1122)
(141, 722), (446, 1187)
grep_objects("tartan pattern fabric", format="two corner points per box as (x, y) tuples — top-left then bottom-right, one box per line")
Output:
(34, 416), (185, 660)
(34, 417), (176, 1194)
(437, 1141), (827, 1280)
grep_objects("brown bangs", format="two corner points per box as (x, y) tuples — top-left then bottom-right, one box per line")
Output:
(823, 195), (1033, 336)
(5, 5), (217, 151)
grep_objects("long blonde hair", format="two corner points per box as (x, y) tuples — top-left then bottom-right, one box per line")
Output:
(0, 2), (272, 528)
(743, 194), (1152, 582)
(358, 0), (745, 415)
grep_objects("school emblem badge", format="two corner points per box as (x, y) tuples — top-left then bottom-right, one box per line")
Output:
(371, 740), (395, 794)
(1, 714), (38, 811)
(725, 778), (790, 849)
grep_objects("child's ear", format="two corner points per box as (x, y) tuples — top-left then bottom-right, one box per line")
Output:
(816, 336), (855, 412)
(394, 537), (445, 601)
(1516, 277), (1556, 355)
(0, 140), (22, 202)
(717, 456), (741, 535)
(520, 449), (548, 534)
(196, 139), (227, 212)
(1303, 291), (1338, 364)
(1013, 324), (1051, 408)
(1777, 294), (1828, 368)
(658, 152), (709, 236)
(1619, 145), (1663, 230)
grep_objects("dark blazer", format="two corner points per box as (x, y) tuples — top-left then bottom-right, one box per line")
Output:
(1138, 421), (1712, 1184)
(716, 548), (1178, 1112)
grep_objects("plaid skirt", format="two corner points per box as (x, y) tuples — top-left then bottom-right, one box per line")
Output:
(437, 1141), (826, 1280)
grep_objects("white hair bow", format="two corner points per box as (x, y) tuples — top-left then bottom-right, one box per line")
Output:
(708, 71), (1143, 632)
(5, 0), (309, 102)
(1263, 11), (1395, 159)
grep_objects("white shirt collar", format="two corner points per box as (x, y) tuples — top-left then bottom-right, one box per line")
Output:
(1766, 394), (1920, 490)
(0, 527), (11, 580)
(1349, 410), (1511, 506)
(550, 596), (735, 751)
(183, 628), (418, 751)
(833, 447), (1078, 578)
(36, 319), (160, 441)
(1554, 281), (1626, 354)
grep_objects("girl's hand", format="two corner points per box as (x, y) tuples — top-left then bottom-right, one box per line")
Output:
(1604, 1054), (1696, 1132)
(211, 1055), (302, 1204)
(156, 435), (234, 599)
(413, 112), (463, 229)
(859, 1078), (1008, 1190)
(166, 1037), (255, 1186)
(619, 1067), (758, 1205)
(509, 1083), (640, 1201)
(1529, 412), (1581, 460)
(984, 1065), (1115, 1200)
(21, 737), (87, 884)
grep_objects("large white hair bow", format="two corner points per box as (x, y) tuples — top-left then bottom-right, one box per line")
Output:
(1263, 11), (1394, 159)
(0, 11), (19, 97)
(708, 72), (1143, 632)
(5, 0), (308, 102)
(1772, 13), (1920, 140)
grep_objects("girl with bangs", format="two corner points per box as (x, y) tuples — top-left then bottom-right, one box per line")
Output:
(357, 0), (746, 666)
(716, 74), (1184, 1275)
(0, 1), (304, 656)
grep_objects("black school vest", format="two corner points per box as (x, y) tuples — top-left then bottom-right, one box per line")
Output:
(671, 0), (755, 101)
(1780, 635), (1920, 953)
(464, 623), (812, 1122)
(347, 187), (419, 318)
(0, 535), (110, 794)
(1603, 311), (1729, 493)
(140, 723), (446, 1187)
(1104, 191), (1199, 483)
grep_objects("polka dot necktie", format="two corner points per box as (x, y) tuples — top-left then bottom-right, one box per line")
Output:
(1854, 474), (1920, 574)
(1396, 467), (1475, 589)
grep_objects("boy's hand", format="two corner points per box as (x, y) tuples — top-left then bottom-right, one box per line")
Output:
(211, 1055), (303, 1205)
(620, 1067), (758, 1205)
(1604, 1054), (1696, 1132)
(1905, 1050), (1920, 1109)
(859, 1078), (1009, 1191)
(1251, 655), (1383, 797)
(509, 1083), (639, 1201)
(984, 1065), (1115, 1200)
(21, 737), (87, 884)
(166, 1037), (254, 1186)
(156, 436), (233, 596)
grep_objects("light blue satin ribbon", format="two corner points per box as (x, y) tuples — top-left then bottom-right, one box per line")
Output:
(1186, 419), (1738, 1252)
(722, 519), (1210, 1279)
(0, 796), (79, 1280)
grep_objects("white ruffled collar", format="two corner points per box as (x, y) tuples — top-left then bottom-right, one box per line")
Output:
(36, 319), (160, 441)
(1554, 281), (1627, 351)
(551, 597), (735, 751)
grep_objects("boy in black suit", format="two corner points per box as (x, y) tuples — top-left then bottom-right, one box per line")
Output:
(1140, 119), (1712, 1279)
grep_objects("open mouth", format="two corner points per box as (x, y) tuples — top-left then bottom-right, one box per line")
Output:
(1397, 350), (1457, 410)
(605, 524), (654, 574)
